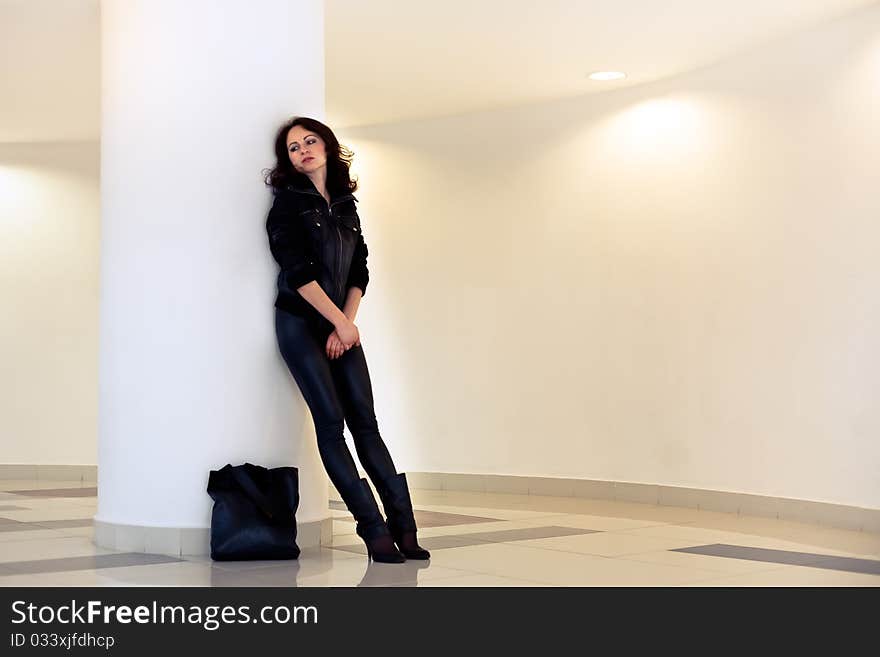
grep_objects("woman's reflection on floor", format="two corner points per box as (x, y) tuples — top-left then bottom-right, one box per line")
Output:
(357, 559), (432, 587)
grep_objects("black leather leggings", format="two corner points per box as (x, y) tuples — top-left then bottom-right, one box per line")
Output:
(274, 307), (399, 498)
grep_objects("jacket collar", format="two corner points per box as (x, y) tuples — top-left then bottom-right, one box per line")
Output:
(286, 176), (357, 207)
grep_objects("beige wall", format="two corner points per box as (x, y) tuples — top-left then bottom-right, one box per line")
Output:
(0, 142), (100, 466)
(340, 6), (880, 509)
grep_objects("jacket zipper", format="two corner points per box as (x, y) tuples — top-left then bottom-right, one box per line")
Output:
(330, 204), (344, 305)
(292, 187), (352, 305)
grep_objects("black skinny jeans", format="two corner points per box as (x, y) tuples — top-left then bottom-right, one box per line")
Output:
(274, 307), (399, 499)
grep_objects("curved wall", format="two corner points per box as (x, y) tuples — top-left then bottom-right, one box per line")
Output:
(341, 6), (880, 510)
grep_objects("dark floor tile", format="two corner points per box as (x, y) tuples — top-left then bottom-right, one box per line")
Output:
(418, 535), (493, 550)
(672, 543), (880, 575)
(672, 544), (826, 566)
(0, 518), (93, 533)
(7, 488), (97, 498)
(331, 526), (599, 554)
(332, 534), (479, 555)
(806, 555), (880, 576)
(458, 526), (599, 543)
(413, 510), (504, 528)
(0, 519), (31, 532)
(332, 508), (501, 528)
(0, 552), (182, 576)
(31, 519), (94, 530)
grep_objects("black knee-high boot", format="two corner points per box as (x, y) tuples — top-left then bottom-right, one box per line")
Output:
(337, 478), (405, 563)
(374, 473), (430, 560)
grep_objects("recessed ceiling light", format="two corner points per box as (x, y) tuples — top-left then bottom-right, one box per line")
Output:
(589, 71), (626, 81)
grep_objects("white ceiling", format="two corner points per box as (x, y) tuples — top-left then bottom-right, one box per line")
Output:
(1, 0), (876, 141)
(325, 0), (877, 128)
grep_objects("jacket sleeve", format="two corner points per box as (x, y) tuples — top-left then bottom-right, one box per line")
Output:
(345, 229), (370, 297)
(265, 190), (319, 290)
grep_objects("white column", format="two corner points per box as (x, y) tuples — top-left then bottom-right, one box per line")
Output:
(96, 0), (329, 555)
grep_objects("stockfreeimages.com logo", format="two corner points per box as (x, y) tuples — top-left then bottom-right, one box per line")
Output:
(11, 599), (318, 631)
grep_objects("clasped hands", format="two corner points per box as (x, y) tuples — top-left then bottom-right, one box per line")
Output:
(326, 318), (361, 360)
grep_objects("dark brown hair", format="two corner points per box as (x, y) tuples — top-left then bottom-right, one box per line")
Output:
(263, 116), (358, 195)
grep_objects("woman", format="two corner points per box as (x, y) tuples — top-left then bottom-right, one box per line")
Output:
(263, 116), (429, 564)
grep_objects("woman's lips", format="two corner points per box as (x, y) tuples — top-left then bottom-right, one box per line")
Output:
(303, 157), (314, 163)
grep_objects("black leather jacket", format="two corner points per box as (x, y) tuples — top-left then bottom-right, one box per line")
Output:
(266, 176), (369, 335)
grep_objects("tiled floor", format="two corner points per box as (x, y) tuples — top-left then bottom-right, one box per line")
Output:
(0, 479), (878, 587)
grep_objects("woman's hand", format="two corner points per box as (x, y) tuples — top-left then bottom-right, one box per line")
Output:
(325, 331), (345, 360)
(326, 329), (360, 359)
(334, 318), (361, 349)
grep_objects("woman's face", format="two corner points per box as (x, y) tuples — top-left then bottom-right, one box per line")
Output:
(286, 125), (327, 175)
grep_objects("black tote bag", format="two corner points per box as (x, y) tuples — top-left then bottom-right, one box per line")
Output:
(207, 462), (301, 561)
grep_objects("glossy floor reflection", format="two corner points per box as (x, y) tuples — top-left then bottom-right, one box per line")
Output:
(0, 480), (878, 586)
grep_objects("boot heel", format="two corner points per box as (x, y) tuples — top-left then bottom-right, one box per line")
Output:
(364, 534), (405, 564)
(337, 478), (406, 564)
(375, 472), (431, 560)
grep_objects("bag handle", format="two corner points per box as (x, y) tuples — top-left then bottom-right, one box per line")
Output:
(230, 466), (275, 519)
